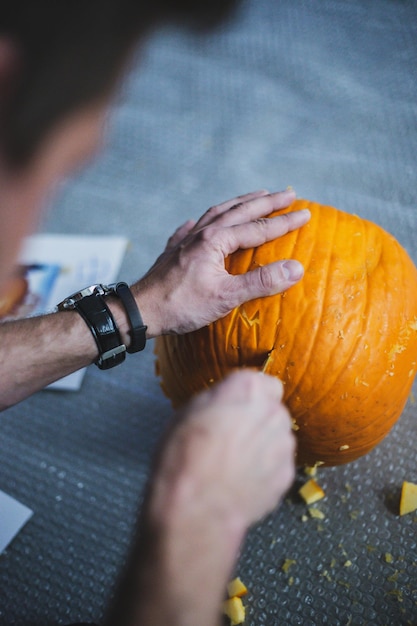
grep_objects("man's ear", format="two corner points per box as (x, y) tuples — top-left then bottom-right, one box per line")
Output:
(0, 38), (20, 106)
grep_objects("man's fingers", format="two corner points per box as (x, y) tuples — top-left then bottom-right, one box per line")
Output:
(196, 189), (297, 230)
(227, 259), (305, 305)
(216, 369), (285, 404)
(193, 189), (272, 230)
(212, 208), (310, 257)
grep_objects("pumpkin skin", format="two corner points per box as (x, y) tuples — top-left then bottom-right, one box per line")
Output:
(0, 271), (29, 318)
(154, 199), (417, 467)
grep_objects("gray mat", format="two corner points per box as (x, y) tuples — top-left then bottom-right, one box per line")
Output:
(1, 0), (416, 624)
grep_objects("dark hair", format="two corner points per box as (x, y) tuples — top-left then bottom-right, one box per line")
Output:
(0, 0), (239, 167)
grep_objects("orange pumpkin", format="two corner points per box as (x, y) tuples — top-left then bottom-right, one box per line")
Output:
(0, 271), (28, 318)
(154, 199), (417, 466)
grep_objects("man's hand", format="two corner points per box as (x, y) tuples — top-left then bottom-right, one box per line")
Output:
(149, 369), (296, 533)
(107, 370), (295, 626)
(131, 189), (310, 336)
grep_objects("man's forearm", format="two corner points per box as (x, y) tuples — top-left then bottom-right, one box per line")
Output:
(105, 505), (244, 626)
(104, 370), (296, 626)
(0, 293), (139, 410)
(0, 311), (97, 409)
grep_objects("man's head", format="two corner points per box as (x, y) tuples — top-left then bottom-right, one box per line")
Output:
(0, 0), (238, 291)
(1, 0), (238, 168)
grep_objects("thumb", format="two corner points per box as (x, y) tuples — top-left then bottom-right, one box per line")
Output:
(229, 259), (304, 305)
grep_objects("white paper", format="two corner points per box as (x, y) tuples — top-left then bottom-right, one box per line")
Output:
(0, 490), (33, 554)
(10, 234), (129, 390)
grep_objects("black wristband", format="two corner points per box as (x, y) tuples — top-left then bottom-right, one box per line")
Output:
(75, 294), (126, 369)
(111, 282), (147, 353)
(57, 286), (127, 370)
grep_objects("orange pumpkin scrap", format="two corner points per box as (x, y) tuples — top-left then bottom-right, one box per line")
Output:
(155, 199), (417, 466)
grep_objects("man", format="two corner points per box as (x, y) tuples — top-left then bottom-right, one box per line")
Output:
(0, 2), (310, 624)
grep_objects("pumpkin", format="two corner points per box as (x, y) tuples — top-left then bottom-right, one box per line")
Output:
(154, 199), (417, 466)
(0, 269), (29, 318)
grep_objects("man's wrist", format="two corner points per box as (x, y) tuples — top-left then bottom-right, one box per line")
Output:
(148, 503), (245, 626)
(147, 466), (247, 564)
(107, 290), (151, 348)
(57, 285), (126, 369)
(128, 282), (160, 339)
(109, 282), (147, 353)
(57, 282), (148, 367)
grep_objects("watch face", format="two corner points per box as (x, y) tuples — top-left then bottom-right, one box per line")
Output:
(78, 285), (101, 298)
(57, 284), (113, 310)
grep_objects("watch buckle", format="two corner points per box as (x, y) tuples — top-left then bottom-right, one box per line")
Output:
(98, 343), (126, 365)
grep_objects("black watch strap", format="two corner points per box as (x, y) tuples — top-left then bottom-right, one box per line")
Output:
(112, 282), (147, 353)
(74, 294), (126, 370)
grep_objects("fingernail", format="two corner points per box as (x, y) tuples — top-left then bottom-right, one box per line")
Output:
(282, 260), (304, 281)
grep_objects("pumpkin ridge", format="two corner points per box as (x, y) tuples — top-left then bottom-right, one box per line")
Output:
(169, 335), (195, 405)
(284, 203), (342, 407)
(261, 201), (312, 385)
(298, 215), (371, 412)
(155, 335), (180, 405)
(295, 221), (417, 464)
(265, 201), (313, 386)
(281, 204), (330, 402)
(205, 323), (226, 385)
(359, 228), (405, 402)
(261, 212), (300, 377)
(291, 216), (384, 420)
(356, 225), (390, 404)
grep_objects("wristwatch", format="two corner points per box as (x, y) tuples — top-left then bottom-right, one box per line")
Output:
(56, 284), (126, 370)
(56, 282), (147, 369)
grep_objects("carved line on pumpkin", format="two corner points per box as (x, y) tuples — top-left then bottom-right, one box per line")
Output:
(223, 306), (240, 357)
